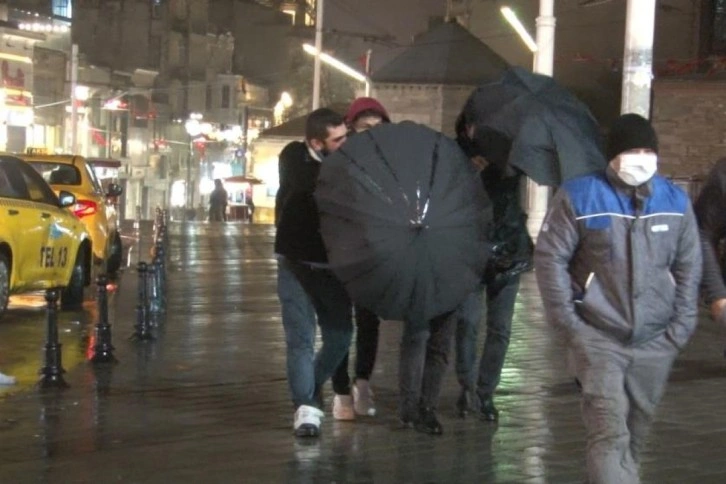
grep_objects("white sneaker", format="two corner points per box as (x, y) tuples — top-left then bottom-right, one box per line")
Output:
(294, 405), (324, 437)
(0, 372), (16, 385)
(353, 379), (377, 416)
(332, 394), (355, 421)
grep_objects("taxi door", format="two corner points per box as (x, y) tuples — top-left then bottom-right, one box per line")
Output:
(1, 160), (55, 288)
(14, 161), (76, 285)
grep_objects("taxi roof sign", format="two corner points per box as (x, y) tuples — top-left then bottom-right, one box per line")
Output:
(26, 147), (50, 155)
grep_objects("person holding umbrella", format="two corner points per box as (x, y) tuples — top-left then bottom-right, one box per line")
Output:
(535, 114), (701, 483)
(330, 97), (390, 421)
(275, 107), (353, 438)
(452, 114), (533, 422)
(693, 158), (726, 334)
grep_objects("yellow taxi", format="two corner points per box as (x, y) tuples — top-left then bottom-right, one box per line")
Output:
(0, 155), (92, 318)
(20, 150), (123, 274)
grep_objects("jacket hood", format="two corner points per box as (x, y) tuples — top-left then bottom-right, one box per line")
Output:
(345, 97), (390, 124)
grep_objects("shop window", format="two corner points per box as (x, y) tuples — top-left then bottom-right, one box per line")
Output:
(53, 0), (72, 18)
(703, 0), (726, 55)
(221, 85), (230, 109)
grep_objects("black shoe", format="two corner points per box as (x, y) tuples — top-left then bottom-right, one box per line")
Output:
(456, 389), (473, 418)
(478, 395), (499, 422)
(414, 407), (443, 435)
(400, 407), (418, 428)
(294, 423), (320, 438)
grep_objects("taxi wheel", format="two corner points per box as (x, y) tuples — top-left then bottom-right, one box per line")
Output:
(61, 249), (86, 310)
(0, 253), (9, 317)
(107, 231), (123, 275)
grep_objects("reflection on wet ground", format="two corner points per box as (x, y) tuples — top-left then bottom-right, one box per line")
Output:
(0, 222), (725, 483)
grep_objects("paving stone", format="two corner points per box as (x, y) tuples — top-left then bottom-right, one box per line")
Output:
(0, 222), (725, 482)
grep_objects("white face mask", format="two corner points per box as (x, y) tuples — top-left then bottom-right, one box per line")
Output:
(615, 152), (658, 186)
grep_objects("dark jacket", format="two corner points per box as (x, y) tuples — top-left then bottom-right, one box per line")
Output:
(274, 141), (328, 263)
(693, 158), (726, 304)
(481, 165), (533, 287)
(535, 169), (701, 348)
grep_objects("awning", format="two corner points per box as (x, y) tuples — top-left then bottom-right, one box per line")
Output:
(86, 158), (122, 168)
(223, 175), (263, 185)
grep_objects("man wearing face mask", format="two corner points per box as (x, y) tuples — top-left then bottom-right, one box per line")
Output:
(534, 113), (701, 483)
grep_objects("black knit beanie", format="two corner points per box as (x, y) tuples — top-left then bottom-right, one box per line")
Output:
(606, 113), (658, 161)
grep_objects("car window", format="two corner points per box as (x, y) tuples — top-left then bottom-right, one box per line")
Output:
(0, 164), (19, 198)
(83, 162), (104, 194)
(16, 162), (59, 205)
(28, 162), (82, 186)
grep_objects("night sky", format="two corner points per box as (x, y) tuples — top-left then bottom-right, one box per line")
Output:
(325, 0), (447, 71)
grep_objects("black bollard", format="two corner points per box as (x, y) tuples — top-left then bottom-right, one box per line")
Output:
(147, 262), (160, 316)
(131, 262), (154, 341)
(91, 275), (117, 363)
(39, 289), (68, 389)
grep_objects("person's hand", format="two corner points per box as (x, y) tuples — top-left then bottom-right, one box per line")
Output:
(470, 155), (489, 172)
(710, 298), (726, 327)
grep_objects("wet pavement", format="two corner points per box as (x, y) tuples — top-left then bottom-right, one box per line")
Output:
(1, 222), (726, 483)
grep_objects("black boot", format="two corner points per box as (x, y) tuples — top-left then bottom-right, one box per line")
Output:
(414, 407), (443, 435)
(478, 395), (499, 422)
(456, 389), (479, 418)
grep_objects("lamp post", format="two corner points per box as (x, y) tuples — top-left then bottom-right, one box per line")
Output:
(184, 113), (203, 215)
(621, 0), (656, 117)
(312, 0), (324, 110)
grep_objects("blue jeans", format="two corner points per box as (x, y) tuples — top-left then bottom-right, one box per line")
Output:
(454, 276), (520, 398)
(277, 258), (353, 409)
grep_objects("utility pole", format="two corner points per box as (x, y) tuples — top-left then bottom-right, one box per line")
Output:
(70, 44), (79, 154)
(526, 0), (556, 238)
(621, 0), (656, 117)
(312, 0), (323, 110)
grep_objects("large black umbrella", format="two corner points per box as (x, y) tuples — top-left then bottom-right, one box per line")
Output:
(315, 122), (491, 325)
(462, 66), (606, 186)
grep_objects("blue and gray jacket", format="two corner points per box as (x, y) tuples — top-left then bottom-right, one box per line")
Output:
(534, 169), (702, 348)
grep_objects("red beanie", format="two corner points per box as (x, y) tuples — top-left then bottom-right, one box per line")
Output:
(345, 97), (390, 124)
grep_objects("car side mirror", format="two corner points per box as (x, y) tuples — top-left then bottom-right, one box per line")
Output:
(58, 190), (76, 208)
(106, 183), (123, 197)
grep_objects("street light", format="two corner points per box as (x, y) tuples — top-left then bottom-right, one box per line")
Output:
(500, 6), (538, 53)
(302, 43), (371, 97)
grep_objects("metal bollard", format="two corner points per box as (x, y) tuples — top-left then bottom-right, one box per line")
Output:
(147, 262), (161, 316)
(153, 251), (166, 312)
(91, 275), (117, 364)
(39, 289), (68, 389)
(131, 262), (154, 341)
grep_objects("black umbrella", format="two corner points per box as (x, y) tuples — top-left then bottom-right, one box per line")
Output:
(314, 121), (491, 325)
(462, 66), (606, 186)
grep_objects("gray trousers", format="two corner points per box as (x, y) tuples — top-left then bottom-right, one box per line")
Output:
(398, 312), (456, 419)
(570, 326), (678, 484)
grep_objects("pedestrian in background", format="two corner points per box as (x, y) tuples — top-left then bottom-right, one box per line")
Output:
(275, 108), (353, 438)
(330, 97), (390, 421)
(452, 115), (533, 422)
(209, 179), (228, 222)
(535, 113), (701, 483)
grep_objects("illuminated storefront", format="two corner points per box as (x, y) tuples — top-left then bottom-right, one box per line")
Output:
(0, 27), (43, 152)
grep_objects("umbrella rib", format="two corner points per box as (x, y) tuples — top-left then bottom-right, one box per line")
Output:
(337, 149), (396, 206)
(365, 130), (411, 209)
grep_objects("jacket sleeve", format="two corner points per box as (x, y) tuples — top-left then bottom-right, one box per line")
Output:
(275, 142), (316, 227)
(534, 188), (586, 335)
(667, 202), (703, 349)
(694, 158), (726, 304)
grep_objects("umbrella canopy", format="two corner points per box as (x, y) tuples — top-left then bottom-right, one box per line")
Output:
(315, 122), (491, 325)
(462, 66), (606, 186)
(223, 175), (263, 184)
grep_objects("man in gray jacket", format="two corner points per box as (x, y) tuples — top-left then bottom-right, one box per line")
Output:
(534, 114), (701, 484)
